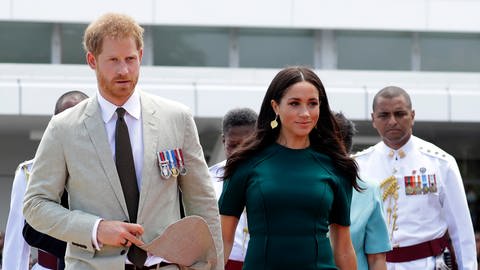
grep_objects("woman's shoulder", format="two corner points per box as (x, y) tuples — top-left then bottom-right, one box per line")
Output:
(239, 143), (280, 167)
(226, 145), (273, 182)
(307, 148), (334, 168)
(230, 143), (281, 175)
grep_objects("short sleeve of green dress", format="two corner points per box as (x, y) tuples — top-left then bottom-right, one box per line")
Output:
(219, 143), (352, 270)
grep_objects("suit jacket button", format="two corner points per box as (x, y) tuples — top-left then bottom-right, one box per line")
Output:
(120, 249), (126, 255)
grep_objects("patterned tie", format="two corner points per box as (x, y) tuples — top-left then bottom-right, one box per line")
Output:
(115, 107), (147, 267)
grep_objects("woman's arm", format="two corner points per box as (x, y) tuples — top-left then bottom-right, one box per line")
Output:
(367, 253), (387, 270)
(221, 215), (239, 264)
(330, 223), (357, 270)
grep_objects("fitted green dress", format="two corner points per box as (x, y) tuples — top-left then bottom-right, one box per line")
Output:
(219, 143), (352, 270)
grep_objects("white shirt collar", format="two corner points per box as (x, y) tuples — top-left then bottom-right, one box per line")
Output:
(97, 90), (141, 123)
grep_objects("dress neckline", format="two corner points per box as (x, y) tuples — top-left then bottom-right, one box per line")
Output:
(273, 142), (311, 152)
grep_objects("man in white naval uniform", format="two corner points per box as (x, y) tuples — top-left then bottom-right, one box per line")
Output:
(354, 86), (476, 270)
(209, 108), (257, 270)
(3, 91), (88, 270)
(3, 160), (36, 270)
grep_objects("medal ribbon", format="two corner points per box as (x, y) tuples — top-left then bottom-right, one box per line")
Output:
(167, 150), (176, 172)
(172, 149), (181, 168)
(159, 151), (167, 164)
(421, 174), (428, 192)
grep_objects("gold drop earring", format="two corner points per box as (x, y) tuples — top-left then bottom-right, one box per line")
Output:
(270, 114), (279, 129)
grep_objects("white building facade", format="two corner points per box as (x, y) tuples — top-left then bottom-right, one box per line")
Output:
(1, 0), (480, 230)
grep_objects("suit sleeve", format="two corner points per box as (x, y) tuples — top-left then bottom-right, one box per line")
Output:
(3, 164), (31, 270)
(23, 117), (99, 253)
(177, 110), (224, 270)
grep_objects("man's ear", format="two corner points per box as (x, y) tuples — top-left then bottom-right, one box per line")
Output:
(86, 52), (96, 70)
(371, 112), (376, 129)
(139, 48), (143, 63)
(411, 109), (415, 126)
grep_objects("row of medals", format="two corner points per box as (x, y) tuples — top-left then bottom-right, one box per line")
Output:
(404, 167), (437, 195)
(157, 149), (187, 179)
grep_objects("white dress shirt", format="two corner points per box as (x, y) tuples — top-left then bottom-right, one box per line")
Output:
(97, 90), (143, 188)
(94, 90), (165, 266)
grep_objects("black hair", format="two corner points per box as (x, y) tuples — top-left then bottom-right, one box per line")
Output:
(223, 66), (360, 191)
(222, 107), (258, 135)
(334, 112), (357, 153)
(373, 86), (412, 112)
(54, 90), (89, 115)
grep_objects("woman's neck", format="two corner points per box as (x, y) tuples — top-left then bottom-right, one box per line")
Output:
(276, 135), (310, 149)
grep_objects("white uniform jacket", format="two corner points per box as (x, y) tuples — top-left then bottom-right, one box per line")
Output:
(354, 135), (477, 270)
(3, 160), (50, 270)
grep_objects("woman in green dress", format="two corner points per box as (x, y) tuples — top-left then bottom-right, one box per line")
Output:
(219, 66), (360, 270)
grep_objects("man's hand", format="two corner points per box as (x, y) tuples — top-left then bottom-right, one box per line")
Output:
(97, 220), (145, 247)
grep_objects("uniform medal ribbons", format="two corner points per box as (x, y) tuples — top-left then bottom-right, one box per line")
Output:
(403, 167), (437, 195)
(415, 176), (422, 194)
(157, 148), (187, 179)
(428, 174), (438, 193)
(405, 176), (414, 195)
(421, 174), (429, 194)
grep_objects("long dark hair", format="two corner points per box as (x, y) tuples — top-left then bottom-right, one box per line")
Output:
(223, 66), (360, 191)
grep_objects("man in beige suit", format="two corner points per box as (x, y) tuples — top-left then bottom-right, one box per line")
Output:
(23, 13), (223, 270)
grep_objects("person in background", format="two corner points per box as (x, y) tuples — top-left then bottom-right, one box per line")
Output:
(3, 91), (88, 270)
(0, 231), (4, 269)
(334, 112), (390, 270)
(354, 86), (477, 270)
(23, 13), (222, 270)
(219, 66), (359, 269)
(209, 107), (257, 270)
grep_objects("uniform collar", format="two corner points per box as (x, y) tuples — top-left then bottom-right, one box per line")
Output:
(97, 90), (141, 123)
(378, 135), (414, 159)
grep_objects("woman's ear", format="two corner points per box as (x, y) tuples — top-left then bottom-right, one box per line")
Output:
(270, 99), (279, 115)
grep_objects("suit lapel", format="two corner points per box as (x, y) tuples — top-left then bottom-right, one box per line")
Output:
(138, 92), (160, 217)
(83, 96), (129, 218)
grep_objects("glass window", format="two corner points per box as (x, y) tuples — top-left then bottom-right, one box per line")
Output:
(420, 33), (480, 72)
(153, 26), (229, 67)
(61, 23), (87, 64)
(238, 28), (314, 68)
(337, 31), (411, 71)
(0, 22), (52, 63)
